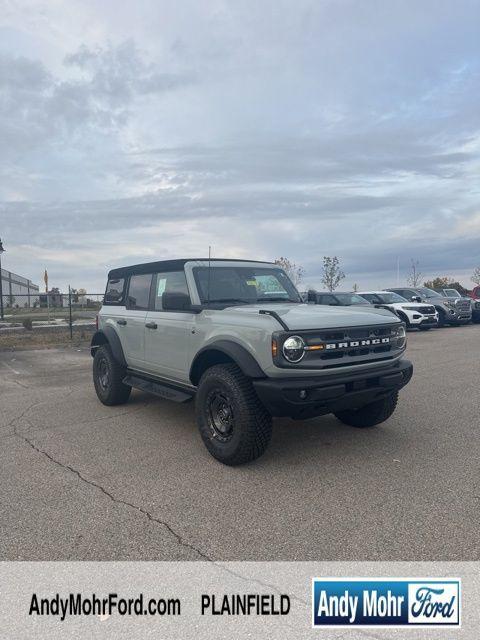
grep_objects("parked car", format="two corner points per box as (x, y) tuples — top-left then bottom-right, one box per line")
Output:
(357, 291), (438, 330)
(434, 287), (480, 324)
(307, 291), (371, 307)
(91, 258), (413, 465)
(470, 285), (480, 300)
(433, 288), (461, 298)
(387, 287), (471, 327)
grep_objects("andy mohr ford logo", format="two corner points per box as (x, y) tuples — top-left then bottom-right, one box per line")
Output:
(312, 578), (460, 628)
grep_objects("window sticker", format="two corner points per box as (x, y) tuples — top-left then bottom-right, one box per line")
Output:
(157, 278), (167, 297)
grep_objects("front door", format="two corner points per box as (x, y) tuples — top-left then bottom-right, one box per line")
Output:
(143, 270), (194, 384)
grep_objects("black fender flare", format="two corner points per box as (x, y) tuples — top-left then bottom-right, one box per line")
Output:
(189, 340), (265, 386)
(90, 327), (127, 368)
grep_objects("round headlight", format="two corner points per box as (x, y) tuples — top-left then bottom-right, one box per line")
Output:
(392, 324), (406, 348)
(282, 335), (305, 362)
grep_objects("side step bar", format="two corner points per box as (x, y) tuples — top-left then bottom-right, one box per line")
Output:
(123, 374), (194, 403)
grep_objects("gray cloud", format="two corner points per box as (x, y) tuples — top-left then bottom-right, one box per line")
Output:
(0, 1), (479, 291)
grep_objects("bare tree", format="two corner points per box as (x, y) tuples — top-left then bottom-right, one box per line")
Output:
(274, 257), (305, 287)
(352, 283), (359, 292)
(471, 266), (480, 286)
(407, 259), (423, 287)
(321, 256), (345, 292)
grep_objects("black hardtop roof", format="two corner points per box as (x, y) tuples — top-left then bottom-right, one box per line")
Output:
(108, 258), (274, 279)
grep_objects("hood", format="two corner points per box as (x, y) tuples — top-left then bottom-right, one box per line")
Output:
(389, 302), (434, 310)
(225, 303), (399, 330)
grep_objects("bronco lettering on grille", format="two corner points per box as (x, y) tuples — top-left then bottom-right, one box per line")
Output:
(324, 337), (390, 350)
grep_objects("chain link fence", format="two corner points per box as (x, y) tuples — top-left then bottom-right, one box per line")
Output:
(0, 291), (103, 338)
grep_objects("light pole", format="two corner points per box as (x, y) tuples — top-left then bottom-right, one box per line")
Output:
(0, 238), (5, 320)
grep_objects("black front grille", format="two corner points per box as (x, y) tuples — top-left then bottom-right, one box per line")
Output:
(419, 306), (435, 314)
(314, 325), (393, 342)
(455, 300), (471, 311)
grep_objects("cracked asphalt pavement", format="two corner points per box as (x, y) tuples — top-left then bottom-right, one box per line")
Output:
(1, 325), (479, 561)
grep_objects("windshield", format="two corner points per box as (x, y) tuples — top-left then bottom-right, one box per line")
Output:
(444, 289), (461, 297)
(334, 293), (369, 305)
(380, 292), (408, 304)
(417, 287), (442, 298)
(193, 266), (302, 305)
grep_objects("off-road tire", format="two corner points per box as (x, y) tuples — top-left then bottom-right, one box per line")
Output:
(196, 363), (272, 465)
(93, 344), (131, 406)
(334, 391), (398, 428)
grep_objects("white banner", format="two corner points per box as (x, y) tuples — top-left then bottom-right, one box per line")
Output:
(1, 561), (478, 639)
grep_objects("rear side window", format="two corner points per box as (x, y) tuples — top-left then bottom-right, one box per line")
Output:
(154, 271), (190, 311)
(104, 278), (125, 305)
(126, 274), (152, 310)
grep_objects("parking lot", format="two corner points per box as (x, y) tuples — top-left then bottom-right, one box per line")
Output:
(1, 324), (479, 562)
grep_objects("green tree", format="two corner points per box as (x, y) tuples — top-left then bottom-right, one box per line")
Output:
(423, 276), (454, 289)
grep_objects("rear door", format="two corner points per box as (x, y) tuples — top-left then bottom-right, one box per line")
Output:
(143, 270), (194, 383)
(118, 273), (152, 370)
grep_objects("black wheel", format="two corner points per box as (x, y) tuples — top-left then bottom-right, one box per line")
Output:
(334, 391), (398, 428)
(437, 309), (446, 327)
(196, 363), (272, 465)
(93, 345), (131, 406)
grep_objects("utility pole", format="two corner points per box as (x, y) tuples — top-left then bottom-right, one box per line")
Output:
(0, 238), (5, 321)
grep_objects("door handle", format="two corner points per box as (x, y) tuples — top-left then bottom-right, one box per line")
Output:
(145, 322), (158, 329)
(117, 319), (127, 326)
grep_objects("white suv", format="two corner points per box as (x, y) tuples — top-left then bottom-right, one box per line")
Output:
(357, 291), (438, 330)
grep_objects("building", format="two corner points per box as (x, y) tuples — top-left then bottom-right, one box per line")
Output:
(0, 268), (40, 308)
(39, 289), (64, 308)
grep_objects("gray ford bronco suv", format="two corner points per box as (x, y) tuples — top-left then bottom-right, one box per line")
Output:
(91, 259), (413, 465)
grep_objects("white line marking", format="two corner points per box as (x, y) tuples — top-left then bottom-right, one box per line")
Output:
(1, 361), (21, 375)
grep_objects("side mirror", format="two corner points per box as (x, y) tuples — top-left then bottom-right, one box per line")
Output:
(411, 296), (421, 303)
(162, 291), (195, 312)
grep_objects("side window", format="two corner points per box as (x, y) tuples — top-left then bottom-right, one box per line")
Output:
(360, 294), (378, 304)
(154, 271), (190, 311)
(126, 274), (152, 310)
(322, 295), (337, 305)
(104, 277), (125, 304)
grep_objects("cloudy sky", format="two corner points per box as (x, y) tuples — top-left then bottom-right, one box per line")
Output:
(1, 0), (479, 292)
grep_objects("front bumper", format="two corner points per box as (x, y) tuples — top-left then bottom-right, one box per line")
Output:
(447, 313), (472, 324)
(253, 358), (413, 419)
(410, 316), (438, 328)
